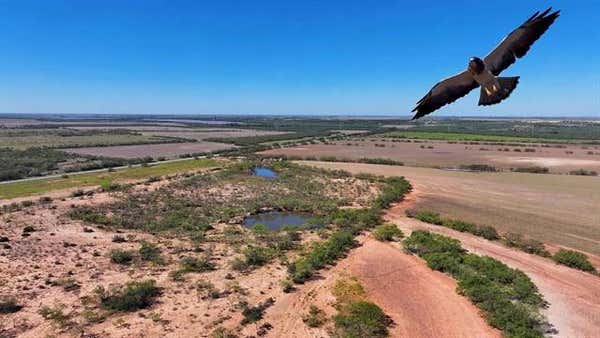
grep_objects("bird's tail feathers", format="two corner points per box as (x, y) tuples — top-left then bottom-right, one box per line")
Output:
(479, 76), (519, 106)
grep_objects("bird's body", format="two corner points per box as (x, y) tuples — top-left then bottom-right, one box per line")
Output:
(411, 8), (560, 120)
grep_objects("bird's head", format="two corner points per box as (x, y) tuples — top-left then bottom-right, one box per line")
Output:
(468, 57), (485, 74)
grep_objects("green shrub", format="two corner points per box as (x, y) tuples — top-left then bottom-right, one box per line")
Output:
(333, 301), (391, 338)
(404, 231), (545, 337)
(139, 241), (164, 264)
(503, 233), (550, 257)
(211, 327), (238, 338)
(403, 230), (464, 256)
(243, 246), (273, 267)
(442, 219), (477, 233)
(110, 249), (134, 265)
(372, 223), (404, 241)
(38, 304), (71, 327)
(552, 249), (598, 274)
(240, 298), (274, 325)
(179, 256), (216, 273)
(475, 225), (500, 240)
(289, 230), (356, 283)
(303, 305), (327, 328)
(413, 210), (443, 225)
(251, 223), (268, 236)
(95, 279), (160, 312)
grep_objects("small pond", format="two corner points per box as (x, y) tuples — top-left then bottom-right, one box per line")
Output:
(252, 167), (278, 179)
(243, 211), (321, 231)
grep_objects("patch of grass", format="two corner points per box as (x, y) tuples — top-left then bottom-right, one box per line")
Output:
(372, 223), (403, 241)
(240, 298), (275, 325)
(331, 278), (391, 338)
(303, 305), (327, 328)
(409, 210), (443, 225)
(95, 279), (160, 312)
(404, 230), (546, 338)
(333, 301), (391, 338)
(38, 304), (71, 328)
(0, 158), (218, 199)
(139, 241), (165, 264)
(503, 233), (551, 257)
(110, 249), (134, 265)
(552, 249), (598, 274)
(332, 278), (366, 305)
(171, 256), (216, 280)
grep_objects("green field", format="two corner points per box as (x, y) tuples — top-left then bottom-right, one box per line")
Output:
(382, 131), (580, 143)
(0, 158), (218, 199)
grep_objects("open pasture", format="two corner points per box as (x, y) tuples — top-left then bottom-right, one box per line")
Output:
(62, 141), (235, 159)
(301, 161), (600, 256)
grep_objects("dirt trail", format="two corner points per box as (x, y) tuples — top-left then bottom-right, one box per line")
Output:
(266, 234), (499, 338)
(385, 206), (600, 338)
(346, 238), (500, 338)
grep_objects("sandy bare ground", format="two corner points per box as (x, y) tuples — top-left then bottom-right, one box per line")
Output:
(300, 161), (600, 256)
(262, 139), (600, 173)
(384, 205), (600, 338)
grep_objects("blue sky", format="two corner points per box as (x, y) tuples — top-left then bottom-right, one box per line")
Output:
(1, 0), (598, 117)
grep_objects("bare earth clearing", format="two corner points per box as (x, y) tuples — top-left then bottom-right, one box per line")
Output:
(262, 138), (600, 173)
(300, 161), (600, 256)
(62, 142), (236, 159)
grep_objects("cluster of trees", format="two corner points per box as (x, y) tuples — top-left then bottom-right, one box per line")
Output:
(404, 230), (546, 337)
(0, 147), (157, 181)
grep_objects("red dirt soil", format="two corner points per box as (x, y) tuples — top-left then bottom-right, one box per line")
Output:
(265, 235), (500, 338)
(346, 238), (500, 338)
(385, 205), (600, 338)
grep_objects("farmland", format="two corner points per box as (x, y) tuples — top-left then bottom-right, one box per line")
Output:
(2, 115), (600, 338)
(0, 158), (218, 199)
(300, 161), (600, 256)
(262, 137), (600, 174)
(62, 141), (236, 159)
(0, 128), (185, 149)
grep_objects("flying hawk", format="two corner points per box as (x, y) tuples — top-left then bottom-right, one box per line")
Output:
(411, 8), (560, 120)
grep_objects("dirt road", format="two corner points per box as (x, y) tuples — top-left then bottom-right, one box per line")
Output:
(346, 238), (500, 338)
(385, 206), (600, 338)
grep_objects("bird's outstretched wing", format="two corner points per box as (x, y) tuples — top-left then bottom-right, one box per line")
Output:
(484, 8), (560, 76)
(411, 71), (477, 120)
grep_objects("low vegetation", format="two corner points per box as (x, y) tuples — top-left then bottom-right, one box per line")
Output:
(109, 249), (134, 265)
(94, 279), (160, 312)
(331, 278), (391, 338)
(303, 305), (327, 327)
(372, 223), (404, 241)
(552, 249), (598, 274)
(0, 157), (217, 199)
(288, 176), (411, 283)
(404, 230), (546, 337)
(407, 209), (546, 255)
